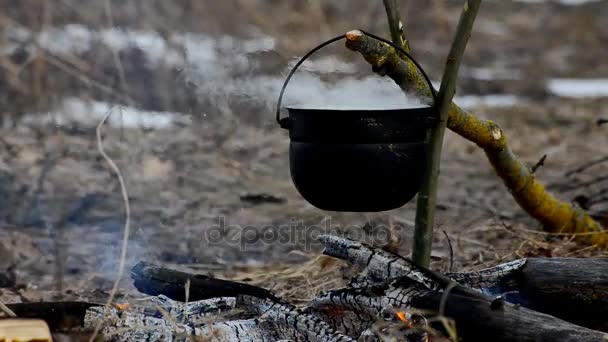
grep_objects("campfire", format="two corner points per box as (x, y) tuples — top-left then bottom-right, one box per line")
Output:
(3, 235), (607, 341)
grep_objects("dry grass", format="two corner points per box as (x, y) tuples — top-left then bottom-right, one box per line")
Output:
(229, 254), (345, 305)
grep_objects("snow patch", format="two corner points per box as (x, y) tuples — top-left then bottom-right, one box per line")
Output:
(547, 79), (608, 98)
(22, 98), (188, 129)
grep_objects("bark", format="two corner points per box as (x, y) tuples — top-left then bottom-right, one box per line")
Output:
(506, 258), (608, 331)
(318, 234), (490, 301)
(446, 259), (608, 332)
(131, 261), (278, 302)
(344, 29), (608, 248)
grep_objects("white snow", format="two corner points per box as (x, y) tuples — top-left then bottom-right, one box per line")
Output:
(547, 79), (608, 98)
(22, 98), (189, 129)
(455, 95), (522, 109)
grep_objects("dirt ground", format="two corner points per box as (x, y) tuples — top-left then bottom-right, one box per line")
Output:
(1, 0), (608, 307)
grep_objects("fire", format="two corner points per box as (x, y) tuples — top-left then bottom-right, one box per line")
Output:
(395, 311), (408, 322)
(395, 311), (413, 328)
(115, 303), (131, 310)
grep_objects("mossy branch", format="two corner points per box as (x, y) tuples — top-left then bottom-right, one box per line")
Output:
(345, 30), (608, 248)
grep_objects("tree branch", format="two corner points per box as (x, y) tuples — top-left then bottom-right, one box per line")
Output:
(344, 30), (608, 248)
(382, 0), (409, 52)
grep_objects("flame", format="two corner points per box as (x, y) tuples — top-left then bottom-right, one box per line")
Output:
(115, 303), (131, 310)
(396, 311), (408, 323)
(395, 311), (413, 328)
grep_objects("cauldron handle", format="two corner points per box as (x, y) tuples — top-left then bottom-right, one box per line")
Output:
(276, 30), (438, 129)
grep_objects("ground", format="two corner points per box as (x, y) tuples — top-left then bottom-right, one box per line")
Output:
(0, 0), (607, 307)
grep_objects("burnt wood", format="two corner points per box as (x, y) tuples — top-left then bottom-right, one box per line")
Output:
(131, 261), (278, 302)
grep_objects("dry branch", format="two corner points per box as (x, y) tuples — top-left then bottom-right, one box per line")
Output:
(344, 30), (608, 247)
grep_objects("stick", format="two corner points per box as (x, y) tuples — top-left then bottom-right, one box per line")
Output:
(413, 0), (483, 266)
(382, 0), (409, 52)
(531, 154), (547, 174)
(88, 108), (132, 342)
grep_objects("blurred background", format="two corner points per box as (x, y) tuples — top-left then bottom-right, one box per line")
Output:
(0, 0), (607, 303)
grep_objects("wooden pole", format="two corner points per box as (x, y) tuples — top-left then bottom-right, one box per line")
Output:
(412, 0), (482, 266)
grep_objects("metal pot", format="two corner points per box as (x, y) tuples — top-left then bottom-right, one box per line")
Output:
(276, 31), (437, 212)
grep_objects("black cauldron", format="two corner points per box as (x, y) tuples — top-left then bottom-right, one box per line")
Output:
(276, 31), (438, 212)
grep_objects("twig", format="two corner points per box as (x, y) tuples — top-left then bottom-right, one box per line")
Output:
(413, 0), (483, 267)
(442, 230), (454, 273)
(382, 0), (409, 52)
(530, 154), (547, 174)
(88, 107), (131, 342)
(103, 0), (134, 138)
(0, 299), (17, 318)
(565, 155), (608, 177)
(438, 281), (457, 318)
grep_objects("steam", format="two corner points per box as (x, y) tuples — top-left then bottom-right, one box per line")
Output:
(6, 24), (426, 123)
(12, 23), (604, 129)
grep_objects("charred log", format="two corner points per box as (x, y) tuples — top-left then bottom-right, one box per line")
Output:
(131, 261), (278, 302)
(320, 234), (608, 331)
(131, 262), (353, 341)
(310, 275), (608, 342)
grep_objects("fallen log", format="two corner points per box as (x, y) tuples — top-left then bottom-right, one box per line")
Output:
(503, 258), (608, 331)
(319, 234), (608, 331)
(310, 276), (608, 342)
(131, 261), (278, 302)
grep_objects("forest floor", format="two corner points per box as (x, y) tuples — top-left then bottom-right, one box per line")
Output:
(1, 0), (608, 306)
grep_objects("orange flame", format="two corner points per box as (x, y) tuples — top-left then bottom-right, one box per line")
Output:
(395, 311), (413, 328)
(115, 303), (131, 310)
